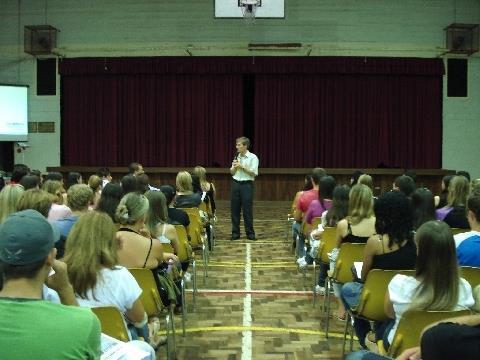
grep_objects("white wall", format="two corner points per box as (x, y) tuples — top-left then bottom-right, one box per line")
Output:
(0, 0), (479, 176)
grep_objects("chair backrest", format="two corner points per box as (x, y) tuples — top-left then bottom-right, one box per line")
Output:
(312, 217), (322, 229)
(318, 227), (337, 263)
(332, 242), (365, 284)
(356, 269), (416, 322)
(91, 306), (130, 342)
(182, 208), (203, 247)
(173, 224), (191, 262)
(460, 266), (480, 289)
(128, 268), (163, 317)
(388, 309), (472, 358)
(451, 227), (468, 235)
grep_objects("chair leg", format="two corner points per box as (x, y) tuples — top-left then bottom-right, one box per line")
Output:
(181, 279), (186, 337)
(202, 244), (208, 283)
(169, 305), (177, 355)
(192, 259), (197, 309)
(312, 260), (317, 306)
(341, 312), (351, 358)
(165, 311), (176, 360)
(324, 278), (331, 338)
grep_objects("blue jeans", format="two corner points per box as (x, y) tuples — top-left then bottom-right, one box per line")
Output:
(341, 282), (369, 347)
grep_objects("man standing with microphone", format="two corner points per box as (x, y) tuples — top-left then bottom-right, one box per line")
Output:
(230, 136), (259, 241)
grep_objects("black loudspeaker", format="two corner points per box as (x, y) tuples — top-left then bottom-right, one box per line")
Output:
(447, 58), (468, 97)
(37, 58), (56, 96)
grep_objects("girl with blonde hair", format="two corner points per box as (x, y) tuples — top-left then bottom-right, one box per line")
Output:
(43, 180), (72, 223)
(436, 175), (470, 228)
(0, 184), (24, 223)
(174, 171), (201, 208)
(64, 211), (163, 350)
(115, 192), (177, 269)
(194, 166), (216, 214)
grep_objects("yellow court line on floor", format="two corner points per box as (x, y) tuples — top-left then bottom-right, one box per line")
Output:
(203, 261), (294, 265)
(197, 263), (298, 268)
(161, 326), (348, 339)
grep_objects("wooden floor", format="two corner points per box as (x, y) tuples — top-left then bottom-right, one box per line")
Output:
(157, 200), (359, 360)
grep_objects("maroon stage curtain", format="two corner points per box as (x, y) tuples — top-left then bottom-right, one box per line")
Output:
(254, 74), (442, 168)
(60, 56), (443, 168)
(61, 73), (243, 167)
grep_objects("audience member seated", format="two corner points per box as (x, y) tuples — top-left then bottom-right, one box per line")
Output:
(160, 185), (190, 227)
(350, 170), (364, 186)
(128, 162), (144, 176)
(43, 180), (72, 223)
(290, 174), (313, 216)
(19, 174), (40, 190)
(63, 211), (161, 352)
(115, 192), (177, 269)
(97, 183), (123, 223)
(53, 184), (93, 258)
(357, 174), (374, 194)
(454, 190), (480, 267)
(10, 163), (30, 184)
(66, 171), (83, 190)
(0, 210), (101, 358)
(194, 165), (217, 215)
(403, 169), (417, 183)
(293, 168), (326, 258)
(436, 175), (470, 229)
(457, 170), (471, 181)
(0, 184), (24, 223)
(304, 175), (335, 226)
(435, 174), (453, 208)
(45, 171), (64, 183)
(411, 188), (436, 230)
(121, 174), (138, 195)
(347, 221), (474, 357)
(174, 171), (201, 208)
(309, 184), (350, 297)
(17, 189), (55, 218)
(393, 175), (416, 198)
(341, 191), (417, 348)
(87, 174), (102, 209)
(97, 167), (112, 188)
(329, 184), (376, 319)
(136, 173), (151, 194)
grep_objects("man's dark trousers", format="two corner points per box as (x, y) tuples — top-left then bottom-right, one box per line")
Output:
(231, 179), (255, 238)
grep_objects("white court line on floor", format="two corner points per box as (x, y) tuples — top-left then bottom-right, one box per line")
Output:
(241, 243), (252, 360)
(185, 289), (312, 295)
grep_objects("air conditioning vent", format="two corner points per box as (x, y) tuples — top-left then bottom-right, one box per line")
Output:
(444, 23), (479, 55)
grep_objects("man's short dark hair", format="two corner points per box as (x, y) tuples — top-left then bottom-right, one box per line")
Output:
(128, 162), (142, 175)
(0, 259), (45, 282)
(403, 169), (417, 183)
(11, 164), (30, 183)
(45, 172), (64, 182)
(467, 191), (480, 223)
(121, 174), (138, 195)
(457, 170), (471, 182)
(97, 167), (110, 178)
(311, 168), (327, 185)
(394, 175), (416, 197)
(136, 173), (150, 194)
(19, 175), (40, 190)
(160, 185), (176, 205)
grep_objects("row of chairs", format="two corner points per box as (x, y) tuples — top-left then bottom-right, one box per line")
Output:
(92, 204), (216, 359)
(288, 212), (480, 358)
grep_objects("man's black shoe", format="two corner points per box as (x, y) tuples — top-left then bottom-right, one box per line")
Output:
(231, 236), (240, 241)
(247, 236), (257, 241)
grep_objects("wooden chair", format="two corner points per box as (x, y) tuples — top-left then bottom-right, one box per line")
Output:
(323, 242), (365, 337)
(312, 226), (337, 306)
(380, 309), (472, 358)
(91, 306), (130, 342)
(461, 266), (480, 289)
(182, 207), (209, 281)
(199, 200), (216, 250)
(451, 227), (468, 235)
(341, 269), (415, 356)
(174, 224), (198, 305)
(128, 268), (177, 357)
